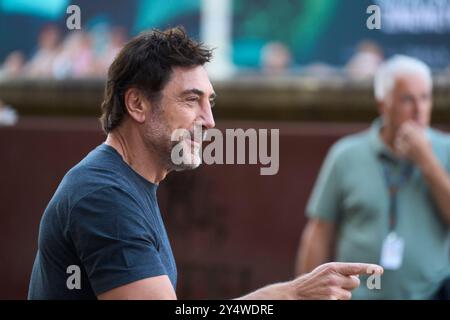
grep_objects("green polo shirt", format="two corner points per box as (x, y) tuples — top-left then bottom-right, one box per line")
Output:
(307, 118), (450, 299)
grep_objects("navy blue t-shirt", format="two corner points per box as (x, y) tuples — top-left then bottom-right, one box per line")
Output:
(28, 144), (177, 299)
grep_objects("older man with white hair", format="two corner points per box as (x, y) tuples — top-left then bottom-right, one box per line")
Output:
(296, 55), (450, 299)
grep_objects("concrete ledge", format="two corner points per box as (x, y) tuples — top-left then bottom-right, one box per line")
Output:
(1, 75), (449, 122)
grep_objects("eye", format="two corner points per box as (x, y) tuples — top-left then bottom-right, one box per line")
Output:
(209, 99), (216, 108)
(401, 96), (414, 105)
(186, 96), (199, 102)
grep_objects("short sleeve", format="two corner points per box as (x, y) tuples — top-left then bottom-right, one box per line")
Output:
(306, 143), (343, 222)
(445, 137), (450, 173)
(68, 186), (168, 296)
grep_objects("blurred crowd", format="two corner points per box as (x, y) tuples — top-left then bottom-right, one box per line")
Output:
(259, 39), (385, 80)
(0, 23), (400, 81)
(0, 24), (126, 80)
(0, 23), (450, 80)
(3, 24), (450, 81)
(5, 21), (450, 83)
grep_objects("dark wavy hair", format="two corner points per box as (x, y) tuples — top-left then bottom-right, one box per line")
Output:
(100, 26), (213, 133)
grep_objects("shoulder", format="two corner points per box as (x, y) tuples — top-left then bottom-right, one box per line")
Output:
(326, 129), (371, 164)
(65, 182), (154, 241)
(53, 145), (144, 215)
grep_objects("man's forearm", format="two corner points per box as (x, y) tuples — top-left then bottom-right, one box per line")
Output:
(236, 282), (294, 300)
(295, 220), (334, 275)
(297, 241), (332, 275)
(236, 262), (382, 300)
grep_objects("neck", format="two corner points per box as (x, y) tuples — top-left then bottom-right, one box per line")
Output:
(105, 124), (169, 184)
(380, 125), (397, 153)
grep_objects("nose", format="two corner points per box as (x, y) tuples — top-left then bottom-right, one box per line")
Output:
(412, 100), (419, 120)
(200, 102), (215, 130)
(413, 99), (430, 127)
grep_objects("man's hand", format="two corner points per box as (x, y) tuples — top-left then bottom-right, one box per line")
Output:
(394, 122), (450, 227)
(290, 262), (383, 300)
(394, 121), (432, 166)
(237, 262), (383, 300)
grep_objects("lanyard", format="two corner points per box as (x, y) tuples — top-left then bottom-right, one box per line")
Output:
(379, 153), (413, 232)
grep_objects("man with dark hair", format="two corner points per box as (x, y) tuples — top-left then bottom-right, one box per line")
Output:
(28, 27), (382, 300)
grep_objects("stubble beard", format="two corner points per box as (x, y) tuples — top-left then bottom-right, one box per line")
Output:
(143, 113), (202, 173)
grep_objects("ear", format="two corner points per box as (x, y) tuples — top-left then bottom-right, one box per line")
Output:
(124, 88), (148, 124)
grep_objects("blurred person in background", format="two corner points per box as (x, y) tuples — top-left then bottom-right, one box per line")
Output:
(98, 27), (127, 74)
(0, 52), (22, 124)
(345, 40), (384, 80)
(52, 27), (125, 79)
(28, 27), (382, 300)
(260, 41), (292, 75)
(26, 25), (61, 78)
(0, 99), (18, 126)
(69, 31), (97, 78)
(296, 55), (450, 299)
(0, 51), (25, 79)
(52, 32), (84, 79)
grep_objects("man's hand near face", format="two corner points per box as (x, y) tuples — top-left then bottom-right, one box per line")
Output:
(394, 120), (433, 166)
(394, 120), (450, 226)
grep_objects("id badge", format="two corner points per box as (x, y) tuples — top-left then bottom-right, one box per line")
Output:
(380, 232), (405, 270)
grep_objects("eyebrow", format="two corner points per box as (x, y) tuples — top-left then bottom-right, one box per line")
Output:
(181, 88), (216, 100)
